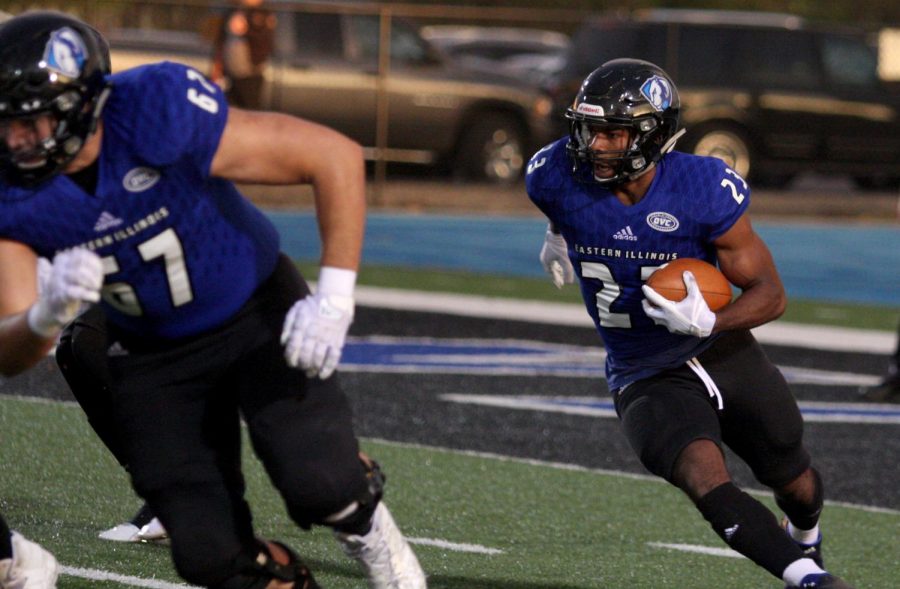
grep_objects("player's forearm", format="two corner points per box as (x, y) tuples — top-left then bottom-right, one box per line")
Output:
(313, 143), (366, 271)
(711, 281), (786, 333)
(0, 313), (56, 376)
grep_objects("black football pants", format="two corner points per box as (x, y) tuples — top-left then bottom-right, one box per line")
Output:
(72, 256), (369, 586)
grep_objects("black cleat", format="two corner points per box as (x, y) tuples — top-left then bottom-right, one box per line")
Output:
(797, 573), (856, 588)
(859, 376), (900, 403)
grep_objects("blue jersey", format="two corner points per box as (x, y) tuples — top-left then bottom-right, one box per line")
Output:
(526, 139), (749, 389)
(0, 62), (280, 338)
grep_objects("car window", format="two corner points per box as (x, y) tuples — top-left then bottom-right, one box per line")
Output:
(734, 29), (822, 90)
(288, 13), (344, 60)
(565, 22), (667, 80)
(821, 34), (880, 87)
(346, 15), (431, 66)
(676, 26), (733, 86)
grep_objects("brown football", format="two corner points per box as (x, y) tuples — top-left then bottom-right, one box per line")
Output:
(645, 258), (733, 311)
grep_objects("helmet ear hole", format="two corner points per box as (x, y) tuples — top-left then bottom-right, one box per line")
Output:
(564, 58), (681, 185)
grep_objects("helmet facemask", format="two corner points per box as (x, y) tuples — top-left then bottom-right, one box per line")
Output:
(567, 116), (667, 185)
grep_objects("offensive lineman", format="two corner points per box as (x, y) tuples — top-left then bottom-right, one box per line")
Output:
(0, 11), (425, 589)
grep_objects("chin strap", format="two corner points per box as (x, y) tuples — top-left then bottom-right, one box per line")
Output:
(660, 127), (687, 156)
(621, 128), (687, 183)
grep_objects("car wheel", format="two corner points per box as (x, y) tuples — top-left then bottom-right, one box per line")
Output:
(457, 113), (526, 184)
(687, 126), (752, 179)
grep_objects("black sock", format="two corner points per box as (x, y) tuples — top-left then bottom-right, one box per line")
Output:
(130, 502), (156, 528)
(696, 482), (805, 579)
(0, 515), (12, 560)
(776, 468), (824, 531)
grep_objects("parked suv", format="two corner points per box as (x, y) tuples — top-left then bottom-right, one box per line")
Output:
(108, 10), (556, 184)
(551, 9), (900, 188)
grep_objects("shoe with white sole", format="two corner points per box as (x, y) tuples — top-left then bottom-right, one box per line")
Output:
(333, 503), (426, 589)
(0, 532), (59, 589)
(98, 503), (166, 543)
(137, 517), (168, 542)
(97, 522), (142, 542)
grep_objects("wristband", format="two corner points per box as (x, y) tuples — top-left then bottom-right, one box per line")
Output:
(317, 266), (357, 297)
(26, 303), (61, 339)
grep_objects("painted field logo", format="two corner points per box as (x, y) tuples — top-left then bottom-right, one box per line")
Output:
(646, 212), (679, 232)
(123, 167), (160, 192)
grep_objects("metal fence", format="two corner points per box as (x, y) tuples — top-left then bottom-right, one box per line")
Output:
(2, 1), (598, 194)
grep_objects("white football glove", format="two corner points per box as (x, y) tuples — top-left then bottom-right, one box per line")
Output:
(281, 267), (356, 379)
(641, 270), (716, 337)
(27, 249), (103, 338)
(539, 225), (574, 289)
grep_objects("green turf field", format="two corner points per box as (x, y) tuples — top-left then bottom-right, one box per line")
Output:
(2, 266), (896, 588)
(1, 397), (896, 589)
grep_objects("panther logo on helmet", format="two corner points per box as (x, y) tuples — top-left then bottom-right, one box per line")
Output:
(640, 76), (673, 112)
(43, 27), (89, 80)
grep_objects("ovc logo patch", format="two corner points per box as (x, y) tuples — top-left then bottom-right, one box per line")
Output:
(123, 167), (161, 192)
(646, 211), (680, 232)
(43, 27), (88, 79)
(640, 76), (673, 111)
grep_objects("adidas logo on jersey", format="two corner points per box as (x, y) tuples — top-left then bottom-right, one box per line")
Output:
(724, 524), (740, 541)
(94, 211), (123, 232)
(612, 226), (637, 241)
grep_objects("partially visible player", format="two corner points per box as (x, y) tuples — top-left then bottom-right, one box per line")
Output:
(0, 11), (425, 589)
(0, 251), (102, 588)
(528, 58), (855, 589)
(0, 522), (59, 589)
(0, 10), (61, 588)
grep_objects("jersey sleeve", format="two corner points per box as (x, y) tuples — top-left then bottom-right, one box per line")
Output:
(123, 62), (228, 174)
(525, 139), (567, 220)
(688, 156), (751, 242)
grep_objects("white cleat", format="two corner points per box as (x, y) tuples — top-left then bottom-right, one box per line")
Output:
(136, 518), (168, 543)
(334, 503), (426, 589)
(0, 532), (59, 589)
(98, 517), (167, 543)
(97, 522), (142, 542)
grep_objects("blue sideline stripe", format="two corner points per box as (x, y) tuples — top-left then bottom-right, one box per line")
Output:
(266, 211), (900, 306)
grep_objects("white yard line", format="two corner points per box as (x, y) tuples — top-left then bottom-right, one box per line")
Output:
(354, 286), (896, 354)
(646, 542), (745, 559)
(60, 566), (199, 588)
(368, 437), (900, 516)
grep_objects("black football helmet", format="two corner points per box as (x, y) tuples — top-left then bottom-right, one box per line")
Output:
(566, 58), (682, 185)
(0, 11), (111, 187)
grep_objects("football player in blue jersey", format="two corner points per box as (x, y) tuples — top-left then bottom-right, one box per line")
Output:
(527, 59), (855, 589)
(0, 11), (425, 589)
